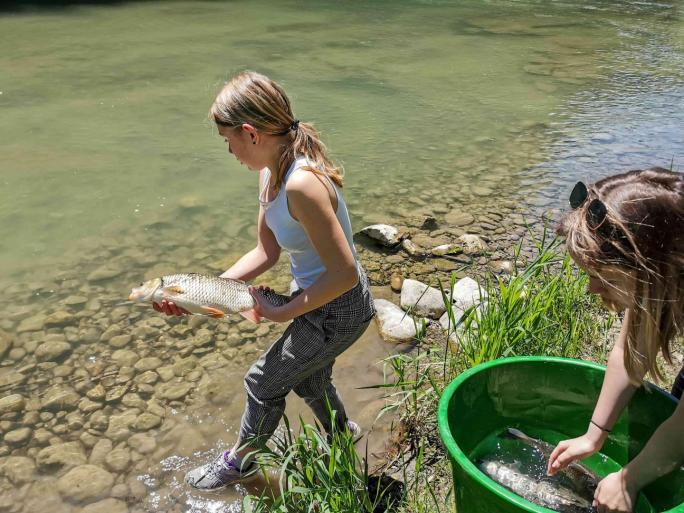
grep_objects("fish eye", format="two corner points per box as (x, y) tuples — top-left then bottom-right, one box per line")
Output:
(139, 282), (143, 286)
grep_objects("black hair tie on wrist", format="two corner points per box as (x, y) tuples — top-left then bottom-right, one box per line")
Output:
(590, 419), (612, 433)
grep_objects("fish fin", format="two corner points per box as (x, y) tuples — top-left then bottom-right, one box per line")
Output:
(201, 306), (225, 319)
(163, 285), (185, 295)
(504, 427), (528, 440)
(239, 309), (261, 324)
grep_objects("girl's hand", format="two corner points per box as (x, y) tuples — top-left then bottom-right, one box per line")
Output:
(547, 433), (603, 475)
(249, 285), (290, 323)
(593, 469), (637, 513)
(153, 299), (191, 317)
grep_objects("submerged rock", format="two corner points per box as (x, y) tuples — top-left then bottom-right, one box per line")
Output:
(57, 464), (114, 503)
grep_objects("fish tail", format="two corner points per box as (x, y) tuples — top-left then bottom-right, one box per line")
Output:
(239, 309), (262, 324)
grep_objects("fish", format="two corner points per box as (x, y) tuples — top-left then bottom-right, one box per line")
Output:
(476, 428), (599, 513)
(129, 273), (262, 323)
(504, 428), (599, 500)
(478, 459), (594, 513)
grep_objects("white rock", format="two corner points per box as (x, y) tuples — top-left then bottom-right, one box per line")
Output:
(360, 224), (401, 247)
(400, 279), (446, 319)
(374, 299), (426, 343)
(449, 277), (487, 310)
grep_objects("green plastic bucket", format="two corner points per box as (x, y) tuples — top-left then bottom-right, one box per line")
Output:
(437, 357), (683, 513)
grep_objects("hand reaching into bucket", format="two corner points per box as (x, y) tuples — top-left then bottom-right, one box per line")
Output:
(547, 431), (605, 476)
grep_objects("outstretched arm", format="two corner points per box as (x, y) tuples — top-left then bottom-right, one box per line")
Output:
(548, 309), (640, 474)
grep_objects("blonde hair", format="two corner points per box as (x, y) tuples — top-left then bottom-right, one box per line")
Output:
(209, 71), (343, 191)
(558, 168), (684, 384)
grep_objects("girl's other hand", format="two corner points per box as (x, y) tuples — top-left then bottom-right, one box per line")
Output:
(593, 469), (637, 513)
(153, 299), (191, 316)
(547, 433), (603, 476)
(249, 285), (289, 323)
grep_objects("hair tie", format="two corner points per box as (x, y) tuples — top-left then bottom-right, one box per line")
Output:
(290, 119), (300, 132)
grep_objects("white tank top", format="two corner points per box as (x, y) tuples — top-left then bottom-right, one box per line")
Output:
(259, 157), (357, 289)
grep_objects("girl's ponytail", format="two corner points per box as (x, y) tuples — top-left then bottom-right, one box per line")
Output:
(210, 71), (343, 192)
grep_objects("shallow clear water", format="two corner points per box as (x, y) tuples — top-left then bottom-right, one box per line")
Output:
(0, 1), (683, 512)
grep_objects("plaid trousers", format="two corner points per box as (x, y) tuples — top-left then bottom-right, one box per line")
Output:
(238, 266), (376, 447)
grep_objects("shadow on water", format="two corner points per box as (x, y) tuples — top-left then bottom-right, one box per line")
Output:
(0, 0), (232, 14)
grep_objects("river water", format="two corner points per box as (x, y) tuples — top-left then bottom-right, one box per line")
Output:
(0, 1), (682, 512)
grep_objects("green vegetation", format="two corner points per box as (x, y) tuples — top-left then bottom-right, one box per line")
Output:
(243, 232), (614, 512)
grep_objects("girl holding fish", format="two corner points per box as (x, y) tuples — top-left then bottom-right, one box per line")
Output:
(153, 71), (375, 490)
(548, 168), (684, 513)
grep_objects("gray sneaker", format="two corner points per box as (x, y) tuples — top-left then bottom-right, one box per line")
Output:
(184, 452), (255, 491)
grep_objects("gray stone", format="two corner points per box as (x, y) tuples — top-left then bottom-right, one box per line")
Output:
(37, 441), (87, 470)
(108, 335), (131, 348)
(0, 394), (25, 415)
(57, 464), (114, 503)
(35, 340), (72, 362)
(444, 211), (475, 227)
(87, 267), (123, 283)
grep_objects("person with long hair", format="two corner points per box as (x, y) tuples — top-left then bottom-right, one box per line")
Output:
(547, 168), (684, 512)
(155, 71), (375, 489)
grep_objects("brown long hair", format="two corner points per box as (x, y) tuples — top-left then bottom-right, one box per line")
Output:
(558, 167), (684, 384)
(209, 71), (343, 191)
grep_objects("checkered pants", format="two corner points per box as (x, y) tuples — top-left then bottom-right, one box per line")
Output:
(238, 266), (376, 447)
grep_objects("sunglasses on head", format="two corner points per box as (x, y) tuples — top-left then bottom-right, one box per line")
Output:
(569, 181), (608, 230)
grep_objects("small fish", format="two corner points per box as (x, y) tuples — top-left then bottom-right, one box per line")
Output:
(478, 459), (593, 513)
(504, 428), (599, 500)
(129, 273), (261, 323)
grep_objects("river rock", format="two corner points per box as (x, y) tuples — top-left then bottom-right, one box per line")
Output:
(5, 427), (32, 446)
(111, 349), (139, 367)
(0, 330), (12, 359)
(400, 279), (445, 319)
(57, 464), (114, 503)
(86, 267), (123, 283)
(444, 211), (475, 227)
(0, 394), (25, 415)
(390, 273), (403, 292)
(88, 438), (113, 466)
(374, 299), (426, 343)
(158, 382), (192, 400)
(41, 386), (80, 411)
(35, 340), (72, 362)
(134, 412), (161, 431)
(105, 411), (137, 441)
(359, 224), (401, 246)
(37, 441), (87, 470)
(0, 456), (36, 485)
(458, 234), (489, 255)
(44, 311), (78, 328)
(104, 447), (130, 472)
(108, 335), (131, 348)
(134, 357), (163, 372)
(450, 277), (488, 309)
(128, 433), (156, 454)
(401, 239), (424, 257)
(16, 313), (46, 333)
(79, 498), (128, 513)
(431, 243), (463, 256)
